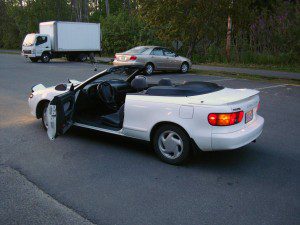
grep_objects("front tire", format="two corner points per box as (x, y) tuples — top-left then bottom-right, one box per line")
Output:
(41, 102), (49, 130)
(180, 62), (189, 73)
(145, 63), (154, 75)
(41, 53), (50, 63)
(153, 124), (191, 165)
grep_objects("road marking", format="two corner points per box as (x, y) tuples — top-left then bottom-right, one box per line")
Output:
(256, 84), (287, 90)
(205, 78), (236, 82)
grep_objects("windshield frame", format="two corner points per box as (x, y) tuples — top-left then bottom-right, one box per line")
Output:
(124, 46), (150, 54)
(75, 66), (144, 91)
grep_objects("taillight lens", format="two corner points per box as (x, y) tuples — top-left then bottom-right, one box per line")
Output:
(208, 111), (244, 126)
(257, 101), (260, 111)
(130, 55), (137, 60)
(114, 54), (117, 59)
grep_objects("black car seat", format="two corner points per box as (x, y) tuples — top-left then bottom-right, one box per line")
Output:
(131, 75), (148, 91)
(101, 76), (148, 128)
(158, 78), (172, 86)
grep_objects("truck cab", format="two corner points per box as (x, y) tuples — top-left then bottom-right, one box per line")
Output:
(22, 33), (51, 62)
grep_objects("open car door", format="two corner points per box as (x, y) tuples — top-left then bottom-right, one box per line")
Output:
(47, 89), (76, 140)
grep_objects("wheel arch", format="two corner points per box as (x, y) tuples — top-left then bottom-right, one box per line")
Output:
(145, 62), (155, 69)
(150, 121), (190, 143)
(36, 99), (50, 119)
(150, 121), (200, 155)
(181, 61), (190, 67)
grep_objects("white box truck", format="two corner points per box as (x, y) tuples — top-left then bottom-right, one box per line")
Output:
(22, 21), (101, 63)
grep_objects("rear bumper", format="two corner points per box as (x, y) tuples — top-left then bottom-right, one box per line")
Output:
(113, 60), (144, 67)
(211, 116), (264, 150)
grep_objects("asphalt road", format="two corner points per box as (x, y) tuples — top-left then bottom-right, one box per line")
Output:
(0, 53), (299, 225)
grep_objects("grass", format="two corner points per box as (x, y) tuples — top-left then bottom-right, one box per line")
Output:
(191, 69), (300, 85)
(196, 62), (300, 73)
(0, 50), (20, 55)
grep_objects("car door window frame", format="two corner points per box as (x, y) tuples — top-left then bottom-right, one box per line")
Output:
(163, 48), (176, 57)
(150, 48), (164, 56)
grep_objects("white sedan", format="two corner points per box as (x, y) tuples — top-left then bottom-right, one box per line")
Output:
(28, 66), (264, 165)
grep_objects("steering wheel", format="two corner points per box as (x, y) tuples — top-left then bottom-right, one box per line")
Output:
(97, 81), (117, 110)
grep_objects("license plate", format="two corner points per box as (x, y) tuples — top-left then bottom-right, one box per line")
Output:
(119, 56), (126, 61)
(245, 109), (253, 123)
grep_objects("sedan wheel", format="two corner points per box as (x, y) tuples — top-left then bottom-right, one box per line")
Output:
(180, 62), (189, 73)
(153, 124), (190, 165)
(145, 63), (154, 75)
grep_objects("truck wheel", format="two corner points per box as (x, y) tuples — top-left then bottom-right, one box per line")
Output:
(41, 53), (50, 63)
(30, 57), (39, 62)
(152, 124), (191, 165)
(78, 54), (88, 62)
(66, 54), (75, 61)
(89, 53), (95, 63)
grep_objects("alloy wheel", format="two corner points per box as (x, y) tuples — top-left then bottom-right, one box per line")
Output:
(158, 130), (184, 159)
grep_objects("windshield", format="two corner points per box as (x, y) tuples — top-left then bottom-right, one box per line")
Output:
(125, 46), (150, 54)
(23, 34), (36, 46)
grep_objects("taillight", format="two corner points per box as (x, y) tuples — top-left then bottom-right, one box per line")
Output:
(257, 101), (260, 111)
(208, 111), (244, 126)
(114, 54), (117, 59)
(130, 55), (137, 60)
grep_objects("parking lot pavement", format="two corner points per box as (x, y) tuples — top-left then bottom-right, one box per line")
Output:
(0, 166), (95, 225)
(0, 53), (299, 225)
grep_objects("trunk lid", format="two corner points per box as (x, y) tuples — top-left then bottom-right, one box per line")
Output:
(115, 53), (131, 62)
(189, 88), (260, 132)
(188, 88), (259, 106)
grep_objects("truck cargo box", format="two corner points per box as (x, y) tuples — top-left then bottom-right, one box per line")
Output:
(39, 21), (101, 52)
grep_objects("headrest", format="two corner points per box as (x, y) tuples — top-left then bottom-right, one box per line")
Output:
(158, 78), (172, 86)
(131, 75), (148, 90)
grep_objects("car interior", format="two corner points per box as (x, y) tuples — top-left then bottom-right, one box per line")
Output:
(70, 67), (223, 131)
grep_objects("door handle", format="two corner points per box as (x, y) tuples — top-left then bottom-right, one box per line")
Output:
(46, 46), (49, 48)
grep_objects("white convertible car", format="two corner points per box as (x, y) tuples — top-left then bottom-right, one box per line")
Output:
(28, 66), (264, 164)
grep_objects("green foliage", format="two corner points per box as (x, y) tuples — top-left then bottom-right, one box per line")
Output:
(98, 12), (161, 55)
(0, 0), (299, 66)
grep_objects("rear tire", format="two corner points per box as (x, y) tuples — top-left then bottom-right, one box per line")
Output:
(30, 57), (39, 62)
(153, 124), (191, 165)
(41, 53), (50, 63)
(66, 54), (76, 61)
(145, 63), (154, 75)
(78, 53), (88, 62)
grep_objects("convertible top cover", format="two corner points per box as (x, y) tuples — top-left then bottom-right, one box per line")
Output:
(146, 81), (224, 96)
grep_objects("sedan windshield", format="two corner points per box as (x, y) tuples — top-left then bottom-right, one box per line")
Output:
(125, 46), (149, 54)
(23, 34), (36, 46)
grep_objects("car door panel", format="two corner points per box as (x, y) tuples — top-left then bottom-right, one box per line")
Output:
(163, 49), (178, 69)
(47, 90), (76, 140)
(150, 48), (168, 70)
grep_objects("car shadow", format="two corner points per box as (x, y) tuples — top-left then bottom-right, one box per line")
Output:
(67, 126), (154, 157)
(66, 126), (261, 170)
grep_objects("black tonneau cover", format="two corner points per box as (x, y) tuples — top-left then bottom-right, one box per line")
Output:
(146, 81), (224, 96)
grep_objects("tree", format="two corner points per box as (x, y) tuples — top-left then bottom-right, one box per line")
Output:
(138, 0), (228, 57)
